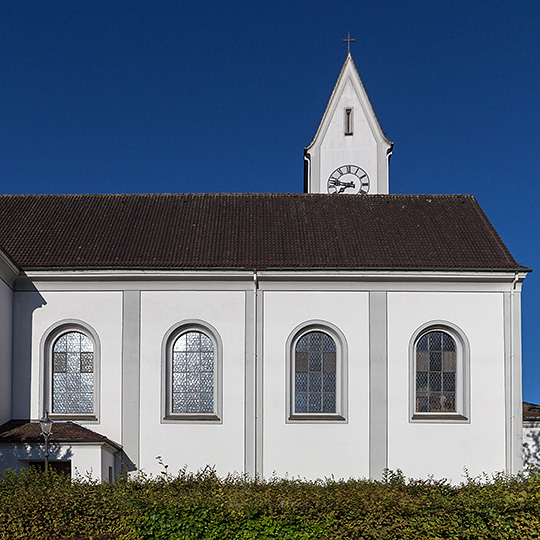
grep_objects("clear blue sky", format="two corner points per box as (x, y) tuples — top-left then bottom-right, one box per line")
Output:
(1, 1), (539, 402)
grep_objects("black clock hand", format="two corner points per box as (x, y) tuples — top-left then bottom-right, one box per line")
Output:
(329, 179), (355, 189)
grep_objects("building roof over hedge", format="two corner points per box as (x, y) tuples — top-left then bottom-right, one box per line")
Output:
(523, 402), (540, 421)
(0, 420), (121, 449)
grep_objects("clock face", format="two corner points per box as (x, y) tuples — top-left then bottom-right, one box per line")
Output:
(327, 165), (370, 194)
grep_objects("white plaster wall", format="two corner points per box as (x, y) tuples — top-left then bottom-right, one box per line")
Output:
(0, 444), (25, 470)
(262, 290), (370, 479)
(71, 445), (104, 480)
(100, 446), (117, 481)
(0, 442), (104, 480)
(5, 278), (516, 482)
(387, 292), (506, 481)
(12, 290), (123, 445)
(0, 442), (72, 470)
(320, 78), (379, 194)
(139, 291), (245, 476)
(0, 280), (13, 425)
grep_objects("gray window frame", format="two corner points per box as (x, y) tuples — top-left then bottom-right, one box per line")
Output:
(409, 321), (470, 423)
(161, 320), (223, 423)
(41, 320), (100, 423)
(344, 107), (354, 135)
(286, 320), (348, 423)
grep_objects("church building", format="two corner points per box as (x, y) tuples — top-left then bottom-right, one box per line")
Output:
(0, 53), (529, 482)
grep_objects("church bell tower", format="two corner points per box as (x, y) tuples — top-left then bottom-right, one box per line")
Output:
(304, 48), (393, 195)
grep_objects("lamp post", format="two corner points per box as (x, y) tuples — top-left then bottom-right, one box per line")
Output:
(39, 411), (53, 473)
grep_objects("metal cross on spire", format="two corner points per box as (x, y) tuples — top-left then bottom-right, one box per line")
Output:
(342, 32), (356, 54)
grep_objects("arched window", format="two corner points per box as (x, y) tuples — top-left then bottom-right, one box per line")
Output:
(415, 330), (456, 413)
(287, 322), (347, 422)
(43, 322), (99, 420)
(163, 322), (222, 421)
(411, 323), (469, 422)
(172, 331), (214, 414)
(294, 331), (337, 414)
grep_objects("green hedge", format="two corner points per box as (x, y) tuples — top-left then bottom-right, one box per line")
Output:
(1, 466), (540, 539)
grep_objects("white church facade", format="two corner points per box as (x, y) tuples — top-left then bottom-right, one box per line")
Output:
(0, 54), (529, 482)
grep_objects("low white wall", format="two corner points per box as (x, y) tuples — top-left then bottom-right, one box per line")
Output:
(0, 442), (111, 481)
(71, 444), (103, 480)
(101, 445), (117, 482)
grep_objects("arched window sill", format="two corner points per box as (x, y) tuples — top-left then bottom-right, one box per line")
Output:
(49, 413), (98, 422)
(411, 413), (469, 423)
(162, 413), (221, 423)
(287, 413), (346, 423)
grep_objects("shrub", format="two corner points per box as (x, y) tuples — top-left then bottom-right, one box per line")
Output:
(1, 466), (540, 539)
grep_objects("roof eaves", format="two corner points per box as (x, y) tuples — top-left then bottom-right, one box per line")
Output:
(0, 420), (122, 451)
(21, 264), (532, 273)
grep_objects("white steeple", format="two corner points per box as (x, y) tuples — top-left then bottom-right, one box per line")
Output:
(304, 53), (393, 194)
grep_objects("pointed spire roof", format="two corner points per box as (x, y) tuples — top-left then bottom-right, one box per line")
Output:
(306, 53), (392, 151)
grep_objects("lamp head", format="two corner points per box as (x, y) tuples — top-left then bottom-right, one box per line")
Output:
(39, 411), (53, 438)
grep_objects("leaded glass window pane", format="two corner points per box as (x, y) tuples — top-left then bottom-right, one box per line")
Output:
(294, 331), (336, 414)
(295, 373), (308, 392)
(80, 353), (93, 373)
(53, 352), (67, 373)
(415, 331), (456, 413)
(322, 372), (336, 392)
(322, 392), (336, 413)
(172, 331), (214, 414)
(52, 331), (94, 414)
(200, 393), (213, 413)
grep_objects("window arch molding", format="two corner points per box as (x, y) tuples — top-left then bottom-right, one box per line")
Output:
(286, 320), (348, 423)
(40, 319), (101, 422)
(161, 319), (223, 423)
(409, 320), (470, 423)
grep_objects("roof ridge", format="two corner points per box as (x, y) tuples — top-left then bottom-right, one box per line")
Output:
(0, 192), (477, 199)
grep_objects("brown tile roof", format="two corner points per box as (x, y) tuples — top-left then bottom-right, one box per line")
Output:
(0, 193), (527, 271)
(0, 420), (120, 448)
(523, 402), (540, 421)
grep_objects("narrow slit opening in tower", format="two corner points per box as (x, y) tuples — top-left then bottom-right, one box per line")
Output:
(345, 108), (353, 136)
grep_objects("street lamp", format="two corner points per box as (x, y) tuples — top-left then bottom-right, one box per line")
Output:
(39, 411), (53, 473)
